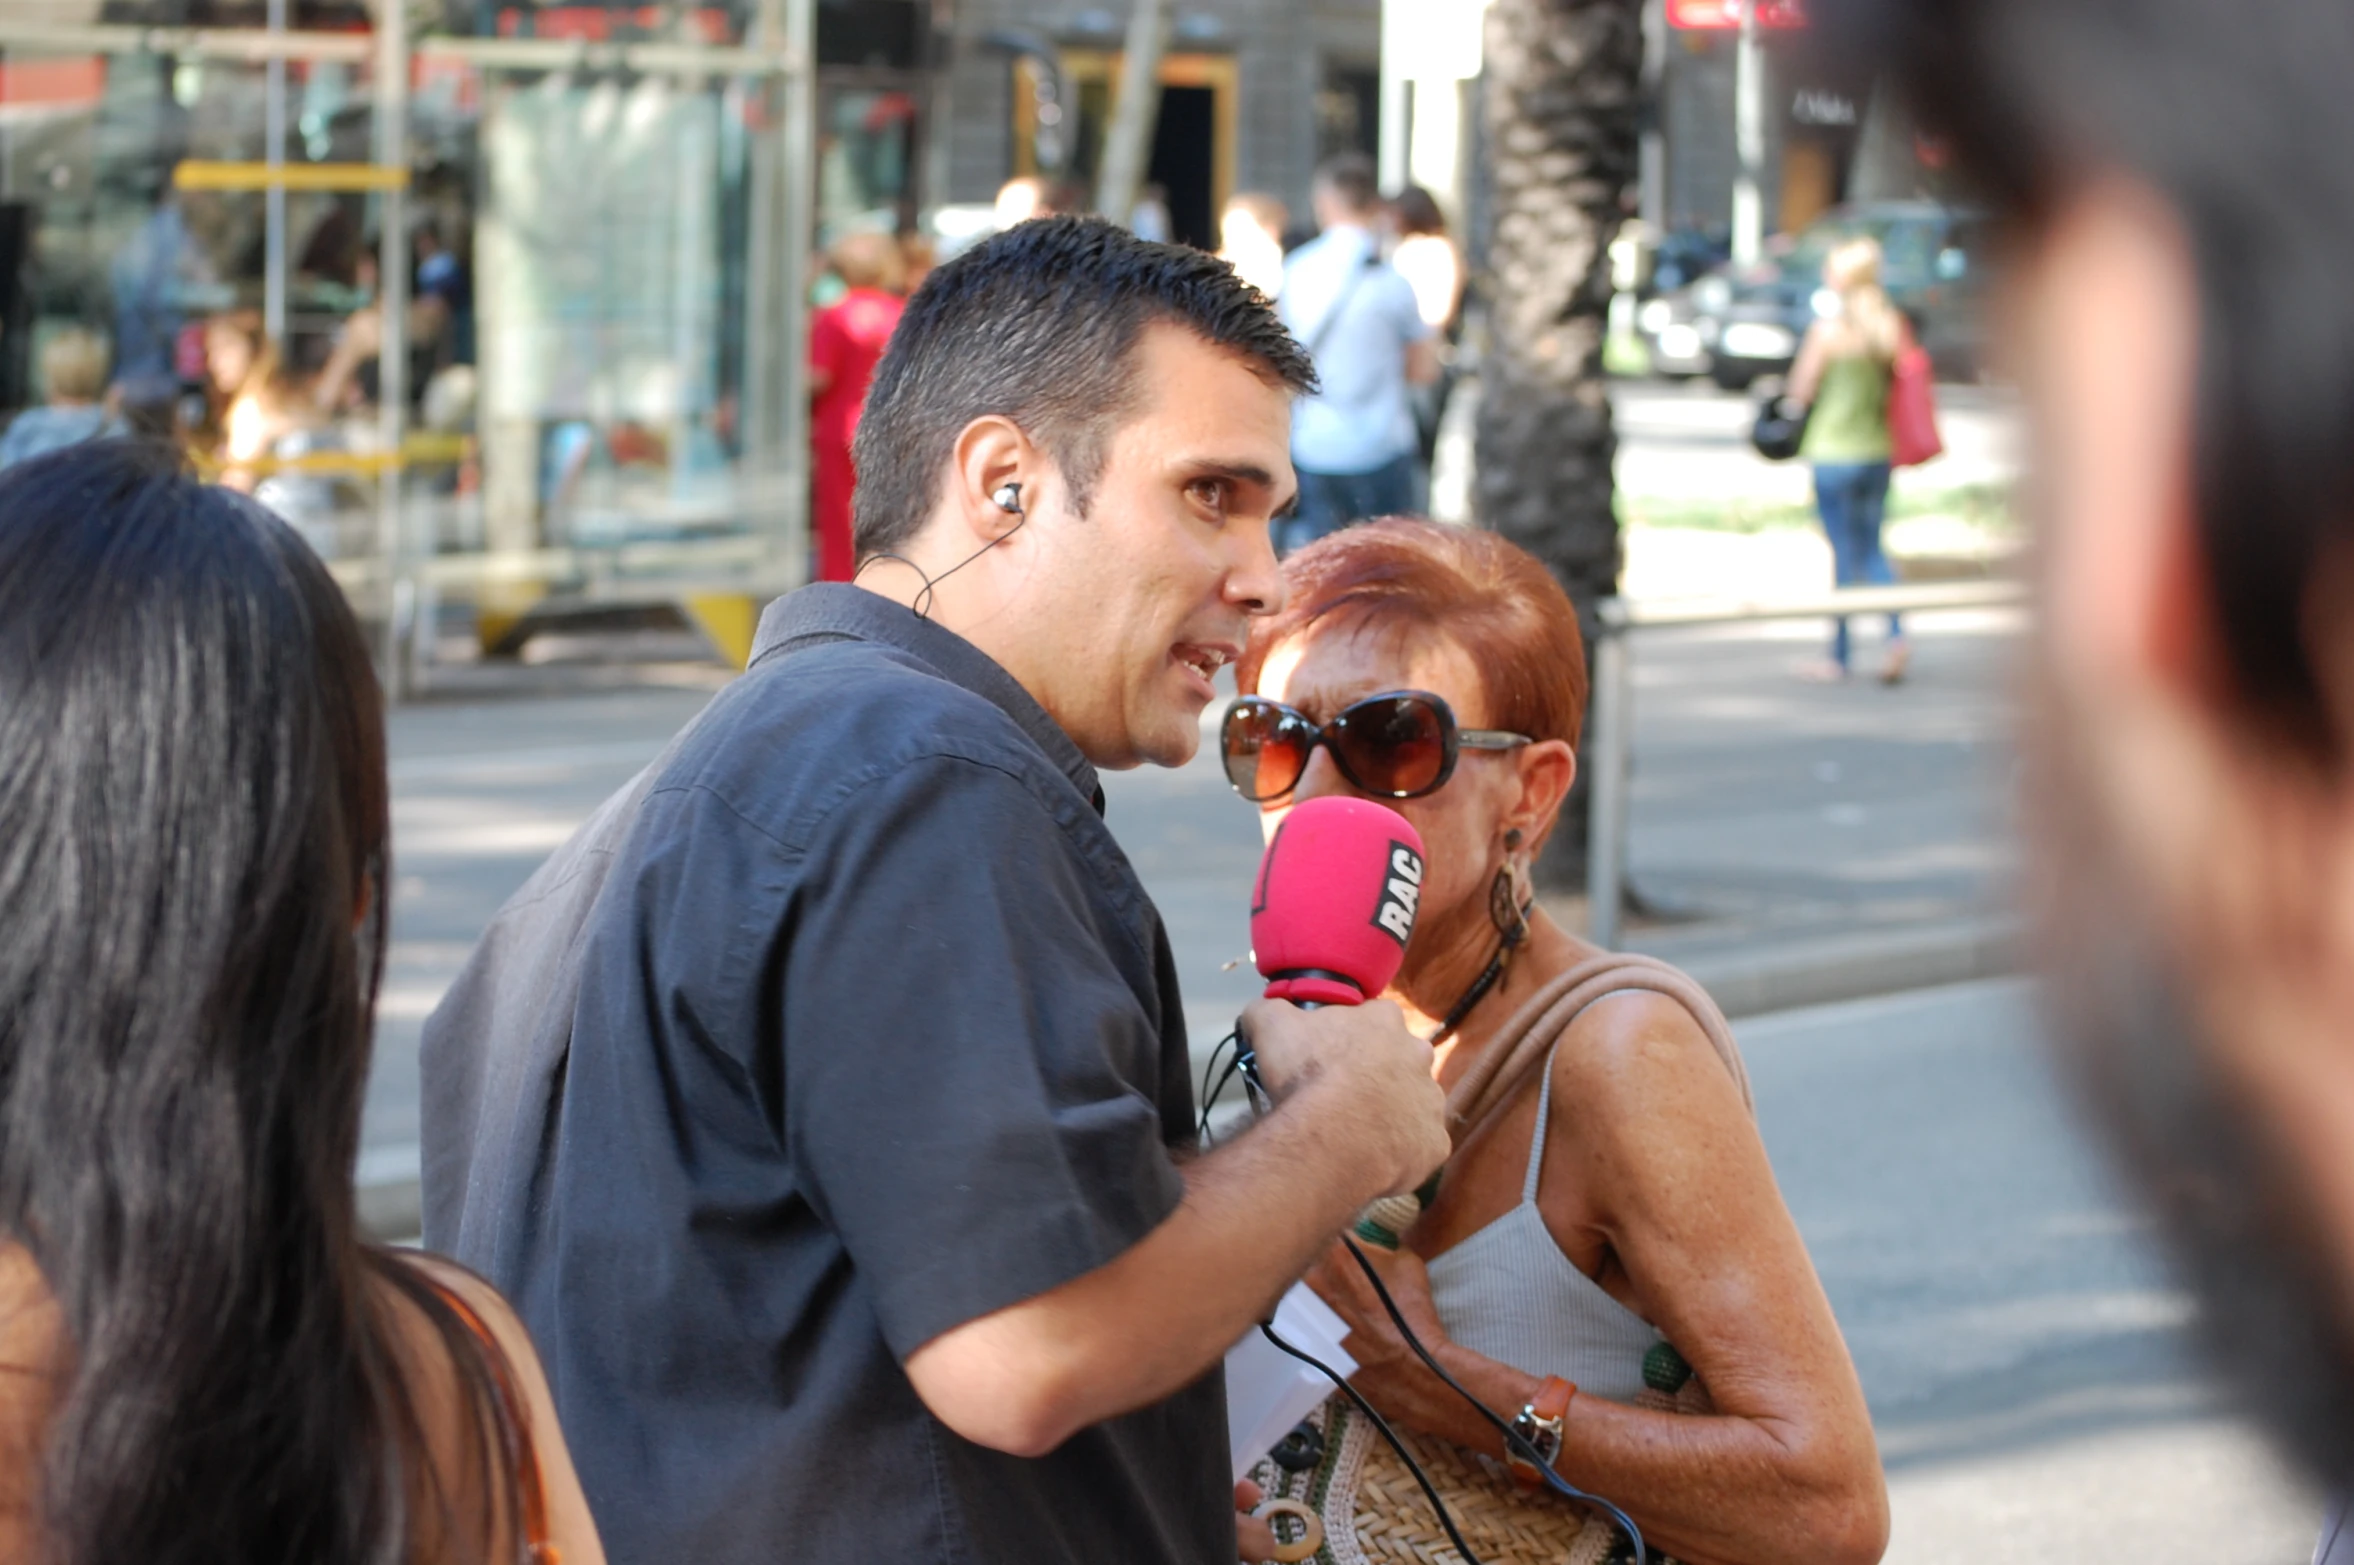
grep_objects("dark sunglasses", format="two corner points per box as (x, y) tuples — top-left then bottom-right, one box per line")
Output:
(1221, 690), (1533, 803)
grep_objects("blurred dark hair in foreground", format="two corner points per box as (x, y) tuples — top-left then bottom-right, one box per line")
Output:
(0, 442), (529, 1562)
(1818, 0), (2354, 1495)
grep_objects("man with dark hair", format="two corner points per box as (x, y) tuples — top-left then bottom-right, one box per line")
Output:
(420, 216), (1451, 1564)
(1825, 0), (2354, 1540)
(1277, 152), (1438, 553)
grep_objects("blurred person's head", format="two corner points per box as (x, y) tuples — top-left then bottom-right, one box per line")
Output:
(829, 229), (907, 295)
(850, 216), (1315, 770)
(1822, 234), (1881, 294)
(1392, 186), (1448, 240)
(994, 175), (1047, 229)
(0, 441), (535, 1562)
(1312, 153), (1382, 231)
(202, 310), (263, 397)
(1834, 0), (2354, 1486)
(1218, 192), (1289, 300)
(897, 230), (937, 294)
(37, 331), (107, 406)
(1231, 519), (1585, 1006)
(1221, 192), (1287, 250)
(1823, 235), (1903, 359)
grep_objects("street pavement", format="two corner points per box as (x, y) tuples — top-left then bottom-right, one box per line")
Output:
(1750, 980), (2314, 1563)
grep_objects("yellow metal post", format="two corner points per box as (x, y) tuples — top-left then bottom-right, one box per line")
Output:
(682, 594), (760, 670)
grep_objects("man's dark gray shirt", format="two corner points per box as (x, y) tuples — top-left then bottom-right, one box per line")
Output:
(420, 584), (1227, 1564)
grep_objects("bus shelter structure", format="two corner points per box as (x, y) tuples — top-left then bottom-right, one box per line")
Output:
(0, 3), (818, 695)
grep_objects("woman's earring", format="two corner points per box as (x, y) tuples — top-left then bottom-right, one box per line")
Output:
(1489, 859), (1532, 947)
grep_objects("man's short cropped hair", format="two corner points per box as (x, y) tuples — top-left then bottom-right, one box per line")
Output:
(1313, 153), (1381, 218)
(850, 216), (1317, 559)
(1825, 0), (2354, 762)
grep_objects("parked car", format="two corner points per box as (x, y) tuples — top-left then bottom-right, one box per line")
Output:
(1638, 201), (1995, 388)
(1625, 225), (1732, 378)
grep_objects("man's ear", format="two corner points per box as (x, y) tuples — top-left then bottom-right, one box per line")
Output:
(946, 416), (1041, 552)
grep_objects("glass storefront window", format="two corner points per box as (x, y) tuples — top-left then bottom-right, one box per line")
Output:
(0, 7), (831, 687)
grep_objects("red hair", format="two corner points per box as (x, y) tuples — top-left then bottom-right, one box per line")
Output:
(1237, 518), (1590, 748)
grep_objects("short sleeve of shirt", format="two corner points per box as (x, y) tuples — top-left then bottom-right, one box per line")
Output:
(780, 752), (1185, 1360)
(1382, 269), (1435, 343)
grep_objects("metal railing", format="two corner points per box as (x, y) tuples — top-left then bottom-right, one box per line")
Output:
(1584, 579), (2028, 949)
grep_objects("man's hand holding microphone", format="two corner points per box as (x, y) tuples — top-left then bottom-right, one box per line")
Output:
(902, 798), (1449, 1561)
(1233, 795), (1453, 1199)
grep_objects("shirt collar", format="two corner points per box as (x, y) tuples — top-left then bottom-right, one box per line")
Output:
(749, 584), (1105, 812)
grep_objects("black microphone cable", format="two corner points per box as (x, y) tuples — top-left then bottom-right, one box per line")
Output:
(1336, 1232), (1647, 1564)
(1255, 1317), (1485, 1564)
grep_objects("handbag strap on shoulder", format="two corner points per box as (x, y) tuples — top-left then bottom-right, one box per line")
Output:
(1442, 953), (1753, 1149)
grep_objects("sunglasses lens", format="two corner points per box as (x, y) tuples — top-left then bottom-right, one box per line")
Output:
(1332, 696), (1449, 798)
(1222, 700), (1309, 801)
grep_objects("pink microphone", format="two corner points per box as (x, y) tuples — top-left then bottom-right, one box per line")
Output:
(1250, 796), (1428, 1007)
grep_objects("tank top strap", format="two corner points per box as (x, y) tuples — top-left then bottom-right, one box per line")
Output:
(1521, 1038), (1565, 1203)
(1517, 987), (1651, 1204)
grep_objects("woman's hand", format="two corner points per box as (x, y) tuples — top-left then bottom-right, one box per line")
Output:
(1236, 1479), (1276, 1562)
(1304, 1239), (1477, 1433)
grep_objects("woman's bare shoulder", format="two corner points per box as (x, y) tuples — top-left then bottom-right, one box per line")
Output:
(1549, 983), (1744, 1124)
(369, 1251), (607, 1565)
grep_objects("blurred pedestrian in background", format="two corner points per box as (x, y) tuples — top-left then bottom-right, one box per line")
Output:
(1828, 0), (2354, 1550)
(1388, 186), (1464, 489)
(1218, 191), (1288, 301)
(0, 442), (603, 1565)
(1388, 186), (1463, 337)
(0, 332), (118, 469)
(1279, 153), (1438, 556)
(1787, 237), (1909, 684)
(808, 230), (907, 583)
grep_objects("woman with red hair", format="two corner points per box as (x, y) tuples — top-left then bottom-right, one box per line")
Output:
(1225, 518), (1886, 1565)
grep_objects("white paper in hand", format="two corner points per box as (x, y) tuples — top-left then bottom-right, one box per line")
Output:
(1224, 1282), (1358, 1481)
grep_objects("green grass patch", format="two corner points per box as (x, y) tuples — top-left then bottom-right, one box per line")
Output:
(1619, 480), (2016, 535)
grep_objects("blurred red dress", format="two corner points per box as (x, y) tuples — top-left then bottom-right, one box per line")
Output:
(809, 286), (905, 582)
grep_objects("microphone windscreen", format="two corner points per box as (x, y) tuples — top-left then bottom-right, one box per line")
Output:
(1250, 796), (1427, 1005)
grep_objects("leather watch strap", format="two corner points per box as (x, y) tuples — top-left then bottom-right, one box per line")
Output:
(1505, 1374), (1576, 1491)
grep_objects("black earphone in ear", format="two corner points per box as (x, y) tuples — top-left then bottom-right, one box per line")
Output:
(856, 479), (1031, 621)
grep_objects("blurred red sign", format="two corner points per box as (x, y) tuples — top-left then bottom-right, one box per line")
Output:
(1668, 0), (1808, 28)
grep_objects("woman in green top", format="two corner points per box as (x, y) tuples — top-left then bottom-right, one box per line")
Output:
(1789, 236), (1909, 683)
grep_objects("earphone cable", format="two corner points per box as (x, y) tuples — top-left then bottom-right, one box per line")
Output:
(853, 487), (1028, 620)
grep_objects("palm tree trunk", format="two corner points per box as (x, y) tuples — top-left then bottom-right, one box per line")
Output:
(1477, 0), (1644, 887)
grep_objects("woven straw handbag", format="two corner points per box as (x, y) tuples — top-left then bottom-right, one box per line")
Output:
(1244, 1353), (1710, 1565)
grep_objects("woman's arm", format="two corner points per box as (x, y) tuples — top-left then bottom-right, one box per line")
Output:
(403, 1257), (608, 1565)
(1787, 320), (1833, 406)
(1312, 995), (1886, 1565)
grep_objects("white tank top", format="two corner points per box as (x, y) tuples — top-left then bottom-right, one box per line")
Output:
(1425, 1022), (1665, 1404)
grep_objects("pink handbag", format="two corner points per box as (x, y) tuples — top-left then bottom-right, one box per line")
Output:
(1888, 341), (1944, 467)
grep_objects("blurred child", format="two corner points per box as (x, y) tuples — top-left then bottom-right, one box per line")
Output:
(0, 331), (118, 468)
